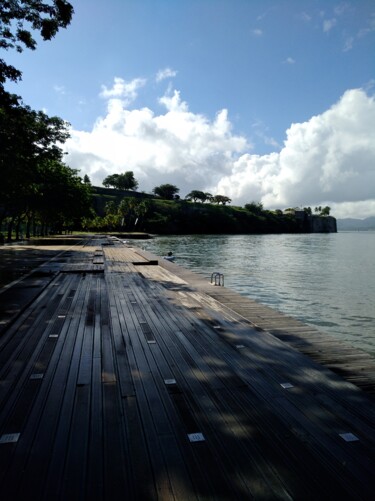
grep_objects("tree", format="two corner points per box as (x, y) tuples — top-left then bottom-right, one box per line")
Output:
(102, 171), (139, 190)
(185, 190), (206, 203)
(35, 160), (92, 234)
(103, 174), (119, 188)
(118, 197), (150, 229)
(212, 195), (231, 205)
(0, 99), (70, 232)
(0, 1), (85, 239)
(320, 206), (331, 216)
(83, 174), (91, 185)
(0, 0), (74, 85)
(244, 201), (264, 214)
(152, 184), (180, 200)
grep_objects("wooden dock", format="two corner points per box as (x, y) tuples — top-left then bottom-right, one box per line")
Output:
(0, 235), (374, 500)
(145, 248), (375, 396)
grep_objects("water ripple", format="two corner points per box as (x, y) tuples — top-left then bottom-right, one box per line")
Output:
(137, 232), (375, 355)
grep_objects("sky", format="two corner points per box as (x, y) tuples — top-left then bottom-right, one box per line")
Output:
(4, 0), (375, 219)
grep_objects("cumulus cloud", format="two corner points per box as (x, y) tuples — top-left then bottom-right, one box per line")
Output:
(214, 89), (375, 217)
(252, 28), (263, 36)
(65, 85), (248, 195)
(99, 77), (146, 106)
(64, 84), (375, 219)
(156, 67), (178, 82)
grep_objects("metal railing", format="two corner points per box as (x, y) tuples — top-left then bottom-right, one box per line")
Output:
(210, 272), (224, 286)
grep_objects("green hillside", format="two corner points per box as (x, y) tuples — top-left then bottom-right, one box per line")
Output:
(87, 187), (336, 234)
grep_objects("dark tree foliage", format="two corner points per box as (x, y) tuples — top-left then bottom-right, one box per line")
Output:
(0, 97), (90, 238)
(185, 190), (207, 202)
(152, 184), (180, 200)
(35, 160), (92, 233)
(244, 201), (264, 214)
(102, 171), (139, 191)
(0, 1), (87, 239)
(0, 0), (74, 84)
(1, 99), (69, 209)
(319, 206), (331, 216)
(212, 195), (231, 205)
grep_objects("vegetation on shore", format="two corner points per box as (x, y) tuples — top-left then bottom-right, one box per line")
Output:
(84, 186), (333, 235)
(0, 1), (91, 241)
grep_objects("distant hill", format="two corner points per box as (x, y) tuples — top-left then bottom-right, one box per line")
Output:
(337, 217), (375, 231)
(90, 187), (337, 234)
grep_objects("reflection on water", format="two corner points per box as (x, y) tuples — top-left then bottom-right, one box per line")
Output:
(136, 233), (375, 356)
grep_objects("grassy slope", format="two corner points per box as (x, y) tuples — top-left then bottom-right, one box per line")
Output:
(144, 199), (300, 234)
(90, 188), (337, 234)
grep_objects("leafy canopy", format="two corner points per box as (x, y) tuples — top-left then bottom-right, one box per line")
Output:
(185, 190), (207, 202)
(0, 0), (74, 84)
(152, 184), (180, 200)
(212, 195), (231, 205)
(0, 96), (91, 232)
(102, 171), (139, 191)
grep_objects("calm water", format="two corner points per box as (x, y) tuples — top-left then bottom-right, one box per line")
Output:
(136, 232), (375, 357)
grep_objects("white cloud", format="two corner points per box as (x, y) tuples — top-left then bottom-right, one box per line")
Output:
(343, 36), (354, 52)
(252, 29), (263, 36)
(323, 18), (337, 32)
(65, 85), (375, 219)
(283, 57), (296, 64)
(53, 85), (66, 95)
(214, 89), (375, 218)
(156, 68), (178, 82)
(357, 13), (375, 38)
(343, 12), (375, 51)
(99, 77), (146, 106)
(334, 3), (350, 16)
(298, 12), (312, 22)
(65, 85), (248, 195)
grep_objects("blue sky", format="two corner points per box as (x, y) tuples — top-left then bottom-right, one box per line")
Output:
(4, 0), (375, 218)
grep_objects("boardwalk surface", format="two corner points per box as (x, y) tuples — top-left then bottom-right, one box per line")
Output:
(0, 236), (374, 500)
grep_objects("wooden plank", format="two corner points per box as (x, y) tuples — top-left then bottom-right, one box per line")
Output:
(0, 274), (88, 498)
(119, 276), (284, 489)
(108, 274), (201, 499)
(119, 264), (375, 494)
(42, 275), (93, 499)
(102, 382), (131, 500)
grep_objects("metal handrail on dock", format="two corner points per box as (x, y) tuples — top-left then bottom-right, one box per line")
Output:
(211, 271), (224, 286)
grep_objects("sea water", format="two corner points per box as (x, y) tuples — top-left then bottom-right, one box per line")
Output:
(136, 232), (375, 357)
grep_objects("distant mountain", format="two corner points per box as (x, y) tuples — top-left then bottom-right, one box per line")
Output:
(337, 217), (375, 231)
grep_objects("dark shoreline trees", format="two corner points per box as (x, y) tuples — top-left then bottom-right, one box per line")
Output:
(0, 1), (92, 240)
(0, 98), (91, 239)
